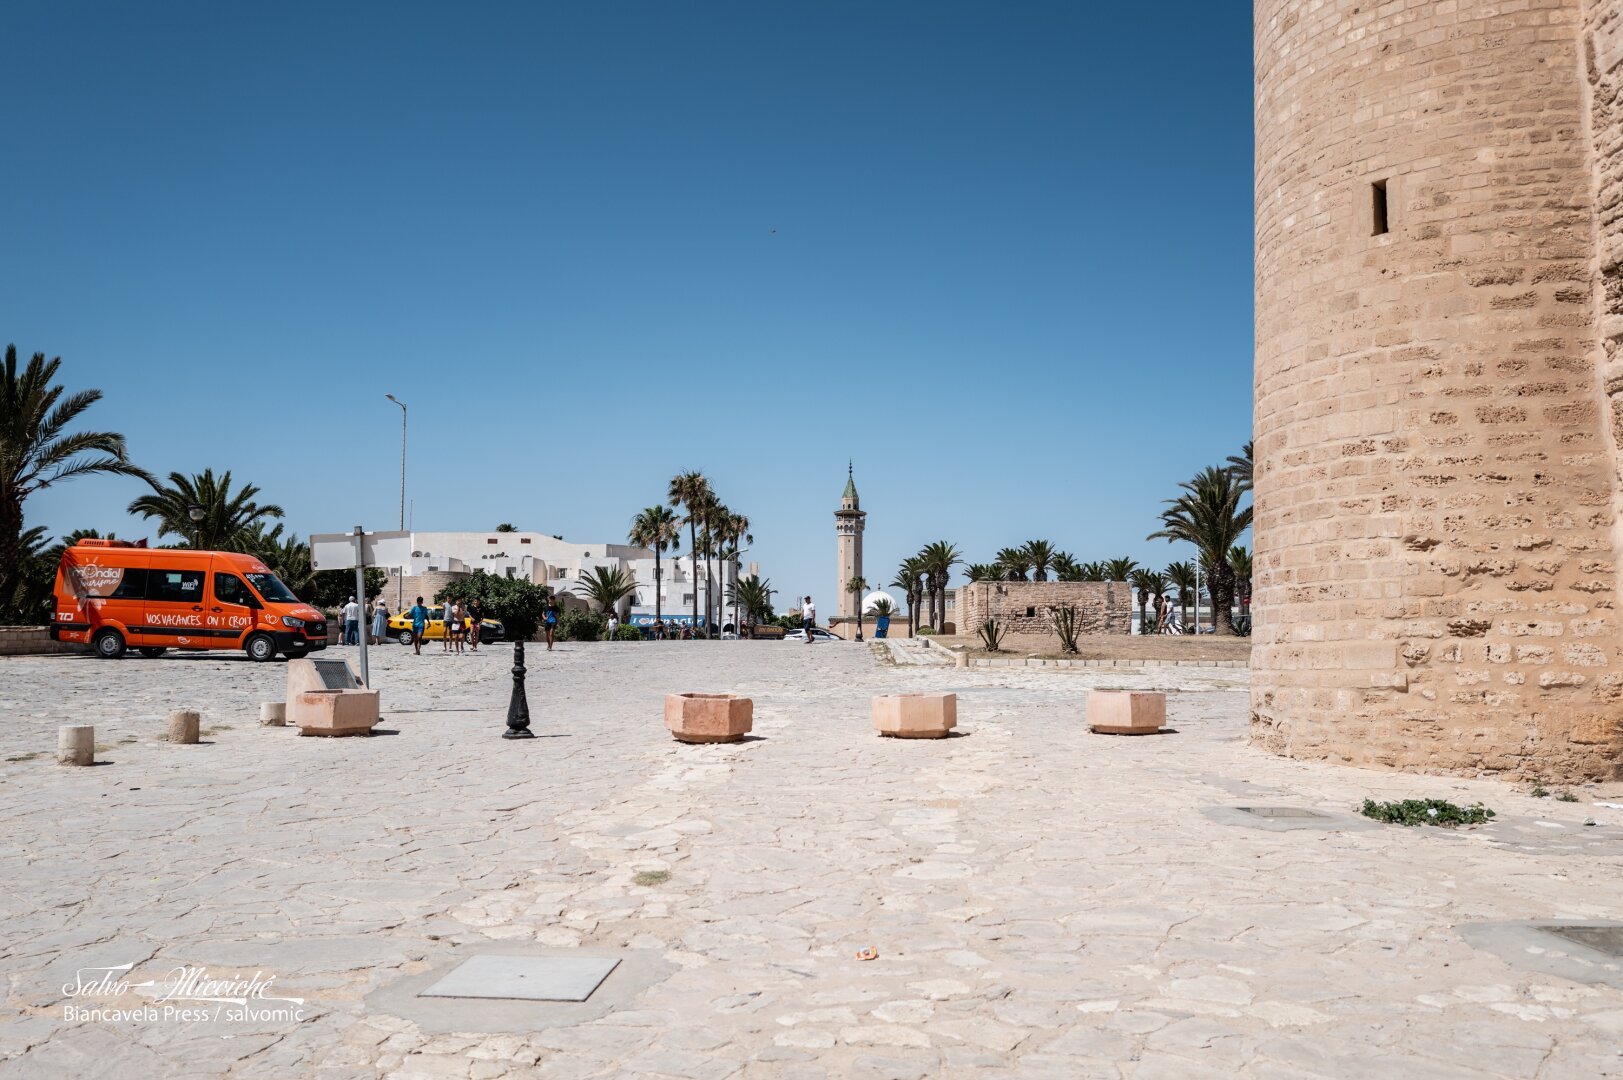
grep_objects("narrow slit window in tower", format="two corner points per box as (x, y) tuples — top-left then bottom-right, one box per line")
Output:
(1372, 179), (1389, 236)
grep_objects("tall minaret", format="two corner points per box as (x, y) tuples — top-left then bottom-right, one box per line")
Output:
(834, 462), (866, 619)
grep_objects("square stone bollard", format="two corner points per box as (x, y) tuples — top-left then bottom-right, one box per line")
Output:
(873, 692), (957, 739)
(1087, 689), (1165, 735)
(57, 725), (94, 765)
(287, 658), (379, 736)
(665, 693), (753, 743)
(293, 690), (381, 736)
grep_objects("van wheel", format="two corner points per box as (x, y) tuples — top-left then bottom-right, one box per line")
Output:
(94, 629), (127, 659)
(137, 647), (167, 658)
(397, 629), (414, 647)
(244, 634), (277, 662)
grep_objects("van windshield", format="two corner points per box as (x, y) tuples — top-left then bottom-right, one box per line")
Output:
(245, 573), (300, 604)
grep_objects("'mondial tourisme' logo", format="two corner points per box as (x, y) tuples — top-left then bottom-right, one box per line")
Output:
(62, 963), (307, 1025)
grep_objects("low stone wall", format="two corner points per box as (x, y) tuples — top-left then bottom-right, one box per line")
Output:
(0, 627), (90, 657)
(955, 581), (1132, 637)
(968, 656), (1246, 670)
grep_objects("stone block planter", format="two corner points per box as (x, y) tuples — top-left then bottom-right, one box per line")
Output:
(293, 690), (381, 736)
(1087, 689), (1165, 735)
(873, 692), (957, 739)
(665, 693), (753, 743)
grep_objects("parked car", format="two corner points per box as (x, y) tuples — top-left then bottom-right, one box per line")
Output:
(781, 627), (840, 643)
(387, 613), (504, 646)
(50, 538), (327, 661)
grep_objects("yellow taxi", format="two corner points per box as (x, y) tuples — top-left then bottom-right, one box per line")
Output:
(386, 612), (505, 646)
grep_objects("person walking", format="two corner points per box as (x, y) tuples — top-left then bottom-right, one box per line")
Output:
(370, 597), (389, 645)
(341, 595), (361, 646)
(467, 598), (483, 652)
(606, 612), (619, 641)
(801, 595), (816, 645)
(450, 600), (466, 654)
(441, 596), (456, 653)
(408, 596), (429, 655)
(542, 597), (559, 651)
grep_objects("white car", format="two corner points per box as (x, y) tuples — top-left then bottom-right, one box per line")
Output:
(782, 627), (840, 643)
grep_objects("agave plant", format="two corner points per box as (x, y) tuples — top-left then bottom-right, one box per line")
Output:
(976, 617), (1007, 653)
(1049, 605), (1080, 654)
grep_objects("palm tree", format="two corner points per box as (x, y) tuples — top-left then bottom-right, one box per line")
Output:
(1103, 556), (1138, 583)
(127, 469), (284, 550)
(1226, 441), (1254, 485)
(1164, 560), (1197, 630)
(726, 575), (773, 635)
(718, 509), (752, 634)
(2, 525), (53, 623)
(965, 563), (1002, 583)
(0, 345), (150, 610)
(891, 557), (927, 636)
(495, 523), (518, 533)
(995, 546), (1031, 581)
(1147, 466), (1253, 634)
(575, 565), (639, 615)
(1079, 561), (1108, 582)
(1229, 545), (1253, 624)
(667, 471), (712, 633)
(846, 575), (868, 641)
(919, 541), (961, 632)
(1129, 569), (1153, 634)
(1052, 552), (1082, 582)
(629, 505), (682, 631)
(1023, 540), (1056, 582)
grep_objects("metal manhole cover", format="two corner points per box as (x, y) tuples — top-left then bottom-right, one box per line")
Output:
(1544, 925), (1623, 957)
(1237, 807), (1332, 820)
(419, 955), (620, 1002)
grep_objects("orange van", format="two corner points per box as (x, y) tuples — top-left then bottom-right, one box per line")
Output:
(50, 539), (329, 661)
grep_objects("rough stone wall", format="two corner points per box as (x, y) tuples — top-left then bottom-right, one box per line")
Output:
(956, 581), (1131, 637)
(1253, 0), (1623, 780)
(1590, 0), (1623, 613)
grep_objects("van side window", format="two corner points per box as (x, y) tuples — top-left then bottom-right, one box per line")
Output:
(109, 568), (147, 600)
(147, 569), (204, 603)
(214, 573), (256, 607)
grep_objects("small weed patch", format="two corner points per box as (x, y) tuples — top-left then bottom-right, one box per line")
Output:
(1531, 784), (1549, 798)
(632, 870), (670, 887)
(1360, 798), (1494, 827)
(1556, 792), (1580, 803)
(5, 752), (40, 763)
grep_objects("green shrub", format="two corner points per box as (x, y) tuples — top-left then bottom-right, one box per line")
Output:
(916, 626), (936, 636)
(436, 573), (551, 640)
(558, 610), (605, 642)
(612, 623), (643, 641)
(1359, 798), (1494, 828)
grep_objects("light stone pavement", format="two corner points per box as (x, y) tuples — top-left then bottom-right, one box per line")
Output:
(1, 642), (1621, 1079)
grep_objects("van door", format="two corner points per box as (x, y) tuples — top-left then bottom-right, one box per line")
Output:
(210, 567), (260, 645)
(144, 564), (208, 646)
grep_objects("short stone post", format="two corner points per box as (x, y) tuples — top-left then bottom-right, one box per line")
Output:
(57, 725), (94, 766)
(168, 710), (201, 744)
(260, 702), (286, 726)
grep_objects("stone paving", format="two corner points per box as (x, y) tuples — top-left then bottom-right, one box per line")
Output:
(0, 642), (1621, 1078)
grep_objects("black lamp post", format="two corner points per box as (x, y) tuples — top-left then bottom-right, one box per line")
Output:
(504, 638), (534, 738)
(187, 504), (205, 546)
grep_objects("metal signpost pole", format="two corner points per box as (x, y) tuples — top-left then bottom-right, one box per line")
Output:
(353, 526), (370, 687)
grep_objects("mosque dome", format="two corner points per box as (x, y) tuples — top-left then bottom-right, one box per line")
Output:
(862, 590), (898, 614)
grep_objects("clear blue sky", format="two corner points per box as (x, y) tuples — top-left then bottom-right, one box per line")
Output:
(4, 1), (1253, 607)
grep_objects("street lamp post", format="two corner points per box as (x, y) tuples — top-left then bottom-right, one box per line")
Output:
(187, 504), (205, 547)
(386, 394), (406, 607)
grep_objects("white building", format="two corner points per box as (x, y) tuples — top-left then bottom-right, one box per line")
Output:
(393, 530), (759, 630)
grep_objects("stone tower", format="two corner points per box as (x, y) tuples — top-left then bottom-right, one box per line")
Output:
(835, 464), (866, 619)
(1252, 0), (1623, 780)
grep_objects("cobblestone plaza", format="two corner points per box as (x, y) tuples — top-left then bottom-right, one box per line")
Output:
(1, 642), (1621, 1078)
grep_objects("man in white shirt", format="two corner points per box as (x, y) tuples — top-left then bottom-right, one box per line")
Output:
(802, 596), (816, 644)
(341, 596), (361, 646)
(607, 613), (619, 640)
